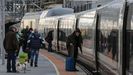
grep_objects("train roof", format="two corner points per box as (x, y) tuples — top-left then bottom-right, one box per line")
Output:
(22, 7), (74, 20)
(23, 0), (128, 21)
(46, 7), (74, 17)
(75, 0), (124, 17)
(40, 7), (74, 19)
(41, 0), (121, 20)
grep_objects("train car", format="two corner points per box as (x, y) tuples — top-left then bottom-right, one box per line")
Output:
(21, 0), (133, 75)
(22, 7), (74, 30)
(95, 0), (133, 75)
(77, 10), (97, 71)
(38, 1), (125, 75)
(96, 1), (125, 75)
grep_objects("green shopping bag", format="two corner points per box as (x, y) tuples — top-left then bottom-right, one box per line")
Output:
(18, 47), (28, 64)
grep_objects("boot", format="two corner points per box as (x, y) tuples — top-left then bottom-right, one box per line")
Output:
(34, 62), (38, 67)
(30, 60), (33, 67)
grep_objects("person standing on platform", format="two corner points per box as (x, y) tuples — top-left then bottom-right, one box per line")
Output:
(26, 28), (33, 62)
(4, 26), (19, 73)
(21, 26), (29, 52)
(66, 28), (83, 71)
(21, 26), (33, 62)
(45, 30), (53, 52)
(15, 28), (22, 57)
(27, 29), (43, 67)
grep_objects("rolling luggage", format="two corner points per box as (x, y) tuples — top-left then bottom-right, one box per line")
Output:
(65, 57), (75, 71)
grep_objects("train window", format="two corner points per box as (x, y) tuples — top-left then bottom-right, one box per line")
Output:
(59, 29), (67, 42)
(59, 20), (67, 42)
(98, 12), (119, 61)
(59, 19), (75, 42)
(79, 18), (94, 49)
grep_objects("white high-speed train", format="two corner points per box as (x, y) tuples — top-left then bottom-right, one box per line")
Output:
(21, 7), (74, 29)
(21, 0), (133, 75)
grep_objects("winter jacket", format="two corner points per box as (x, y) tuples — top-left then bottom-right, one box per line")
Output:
(28, 33), (43, 49)
(66, 33), (83, 50)
(4, 30), (19, 53)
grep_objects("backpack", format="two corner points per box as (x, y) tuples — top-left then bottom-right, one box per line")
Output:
(30, 33), (42, 49)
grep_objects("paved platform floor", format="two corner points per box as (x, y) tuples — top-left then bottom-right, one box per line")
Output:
(0, 56), (57, 75)
(40, 49), (86, 75)
(0, 49), (86, 75)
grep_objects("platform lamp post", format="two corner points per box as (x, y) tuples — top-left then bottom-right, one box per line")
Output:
(1, 0), (5, 65)
(21, 0), (26, 16)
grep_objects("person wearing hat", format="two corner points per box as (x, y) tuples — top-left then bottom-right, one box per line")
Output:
(66, 28), (83, 71)
(4, 25), (19, 73)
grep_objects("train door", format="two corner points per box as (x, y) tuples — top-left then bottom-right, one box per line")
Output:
(78, 11), (97, 71)
(58, 19), (67, 54)
(58, 18), (75, 55)
(125, 3), (133, 75)
(97, 2), (124, 75)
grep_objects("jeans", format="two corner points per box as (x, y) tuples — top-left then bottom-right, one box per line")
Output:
(7, 52), (16, 72)
(30, 49), (39, 65)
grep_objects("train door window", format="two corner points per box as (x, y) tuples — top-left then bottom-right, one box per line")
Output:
(98, 15), (119, 59)
(79, 18), (94, 50)
(59, 20), (67, 42)
(126, 3), (133, 74)
(66, 20), (73, 36)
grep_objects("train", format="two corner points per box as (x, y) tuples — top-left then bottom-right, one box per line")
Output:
(21, 0), (133, 75)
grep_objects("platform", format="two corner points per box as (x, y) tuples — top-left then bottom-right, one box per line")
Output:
(0, 49), (86, 75)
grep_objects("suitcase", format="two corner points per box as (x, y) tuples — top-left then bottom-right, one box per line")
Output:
(65, 57), (75, 71)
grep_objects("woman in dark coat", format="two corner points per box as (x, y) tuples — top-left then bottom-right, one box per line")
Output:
(66, 28), (83, 71)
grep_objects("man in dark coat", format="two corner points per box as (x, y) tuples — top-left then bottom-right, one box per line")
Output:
(27, 29), (43, 67)
(21, 26), (29, 51)
(66, 28), (83, 71)
(4, 26), (19, 73)
(21, 26), (33, 62)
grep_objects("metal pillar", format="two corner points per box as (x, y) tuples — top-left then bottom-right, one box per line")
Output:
(1, 0), (5, 65)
